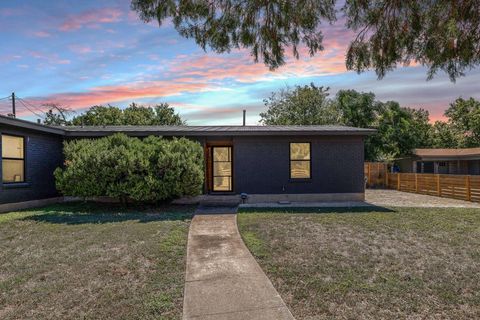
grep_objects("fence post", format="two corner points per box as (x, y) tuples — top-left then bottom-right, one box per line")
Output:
(397, 173), (401, 191)
(385, 171), (389, 188)
(437, 174), (441, 197)
(367, 162), (372, 186)
(466, 175), (471, 201)
(415, 173), (418, 192)
(378, 162), (382, 186)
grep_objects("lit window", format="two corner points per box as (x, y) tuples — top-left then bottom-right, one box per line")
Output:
(290, 143), (311, 179)
(212, 147), (232, 191)
(2, 135), (25, 183)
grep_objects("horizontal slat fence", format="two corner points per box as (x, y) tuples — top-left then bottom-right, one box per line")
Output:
(386, 173), (480, 203)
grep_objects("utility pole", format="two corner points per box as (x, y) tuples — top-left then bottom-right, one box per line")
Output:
(11, 92), (16, 118)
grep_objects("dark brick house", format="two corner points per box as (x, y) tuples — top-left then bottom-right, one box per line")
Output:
(0, 115), (374, 205)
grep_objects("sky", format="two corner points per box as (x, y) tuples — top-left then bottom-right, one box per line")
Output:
(1, 0), (479, 125)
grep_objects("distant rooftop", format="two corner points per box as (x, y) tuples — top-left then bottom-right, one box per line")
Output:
(0, 115), (376, 137)
(413, 148), (480, 160)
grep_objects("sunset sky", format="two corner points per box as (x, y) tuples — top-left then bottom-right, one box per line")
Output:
(1, 0), (479, 125)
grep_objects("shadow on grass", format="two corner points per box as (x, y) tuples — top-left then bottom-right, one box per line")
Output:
(20, 201), (195, 225)
(239, 205), (395, 215)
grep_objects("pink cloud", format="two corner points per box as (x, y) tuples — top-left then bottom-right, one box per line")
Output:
(168, 43), (347, 84)
(27, 80), (213, 111)
(29, 51), (70, 65)
(31, 31), (52, 38)
(0, 8), (22, 17)
(60, 8), (122, 31)
(68, 45), (92, 54)
(163, 22), (353, 84)
(0, 54), (22, 64)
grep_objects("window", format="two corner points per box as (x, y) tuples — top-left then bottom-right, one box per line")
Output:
(2, 135), (25, 183)
(212, 146), (232, 191)
(290, 143), (311, 179)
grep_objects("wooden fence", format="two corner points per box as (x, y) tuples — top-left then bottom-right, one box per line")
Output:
(386, 173), (480, 202)
(364, 162), (388, 187)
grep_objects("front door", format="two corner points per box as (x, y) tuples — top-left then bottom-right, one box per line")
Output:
(211, 146), (233, 192)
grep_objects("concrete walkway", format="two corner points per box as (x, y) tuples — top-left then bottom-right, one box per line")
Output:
(183, 214), (294, 320)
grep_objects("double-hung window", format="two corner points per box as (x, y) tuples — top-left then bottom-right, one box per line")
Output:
(290, 143), (311, 179)
(2, 135), (25, 183)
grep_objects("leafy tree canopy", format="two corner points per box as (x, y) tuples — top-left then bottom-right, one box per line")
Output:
(444, 97), (480, 147)
(368, 103), (432, 160)
(346, 0), (480, 81)
(69, 103), (185, 126)
(335, 89), (379, 128)
(131, 0), (480, 81)
(42, 103), (74, 126)
(131, 0), (335, 70)
(259, 84), (341, 125)
(431, 121), (464, 148)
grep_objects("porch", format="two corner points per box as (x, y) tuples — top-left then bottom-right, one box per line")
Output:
(414, 159), (480, 175)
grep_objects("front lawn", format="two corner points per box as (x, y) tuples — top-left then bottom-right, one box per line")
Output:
(238, 207), (480, 319)
(0, 202), (194, 320)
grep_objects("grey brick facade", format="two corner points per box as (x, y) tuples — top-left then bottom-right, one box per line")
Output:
(0, 125), (63, 204)
(0, 115), (372, 205)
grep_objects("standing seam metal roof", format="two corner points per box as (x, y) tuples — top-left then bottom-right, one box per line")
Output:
(0, 115), (376, 136)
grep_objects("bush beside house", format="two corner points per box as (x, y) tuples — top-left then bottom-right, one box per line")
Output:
(54, 133), (204, 203)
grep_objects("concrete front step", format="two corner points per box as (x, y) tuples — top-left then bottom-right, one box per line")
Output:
(199, 200), (240, 206)
(195, 204), (239, 215)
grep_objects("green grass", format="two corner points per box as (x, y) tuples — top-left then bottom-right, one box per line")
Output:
(0, 202), (194, 320)
(238, 206), (480, 319)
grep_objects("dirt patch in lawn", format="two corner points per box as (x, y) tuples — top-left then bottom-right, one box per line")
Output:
(0, 202), (194, 320)
(238, 207), (480, 319)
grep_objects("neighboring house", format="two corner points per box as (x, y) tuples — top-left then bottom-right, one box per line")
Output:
(397, 148), (480, 175)
(0, 115), (375, 205)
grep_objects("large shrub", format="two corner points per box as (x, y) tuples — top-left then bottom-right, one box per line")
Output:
(54, 134), (204, 203)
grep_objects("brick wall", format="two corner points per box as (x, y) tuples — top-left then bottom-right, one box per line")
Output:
(0, 125), (63, 204)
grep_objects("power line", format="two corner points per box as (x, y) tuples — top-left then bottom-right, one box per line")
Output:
(16, 97), (45, 114)
(17, 99), (44, 119)
(17, 99), (44, 118)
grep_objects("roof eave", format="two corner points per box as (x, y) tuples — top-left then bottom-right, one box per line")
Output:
(63, 130), (376, 137)
(0, 115), (65, 135)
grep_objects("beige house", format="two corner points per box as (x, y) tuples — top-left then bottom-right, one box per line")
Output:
(397, 148), (480, 175)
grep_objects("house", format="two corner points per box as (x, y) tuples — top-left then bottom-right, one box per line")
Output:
(397, 148), (480, 175)
(0, 115), (375, 207)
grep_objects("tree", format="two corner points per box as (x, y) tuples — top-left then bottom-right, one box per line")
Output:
(54, 133), (203, 203)
(42, 103), (74, 126)
(259, 84), (341, 125)
(152, 103), (185, 125)
(131, 0), (336, 70)
(431, 121), (463, 148)
(132, 0), (480, 81)
(71, 105), (124, 126)
(367, 102), (432, 160)
(346, 0), (480, 82)
(71, 103), (185, 126)
(335, 90), (379, 128)
(444, 97), (480, 147)
(123, 103), (157, 125)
